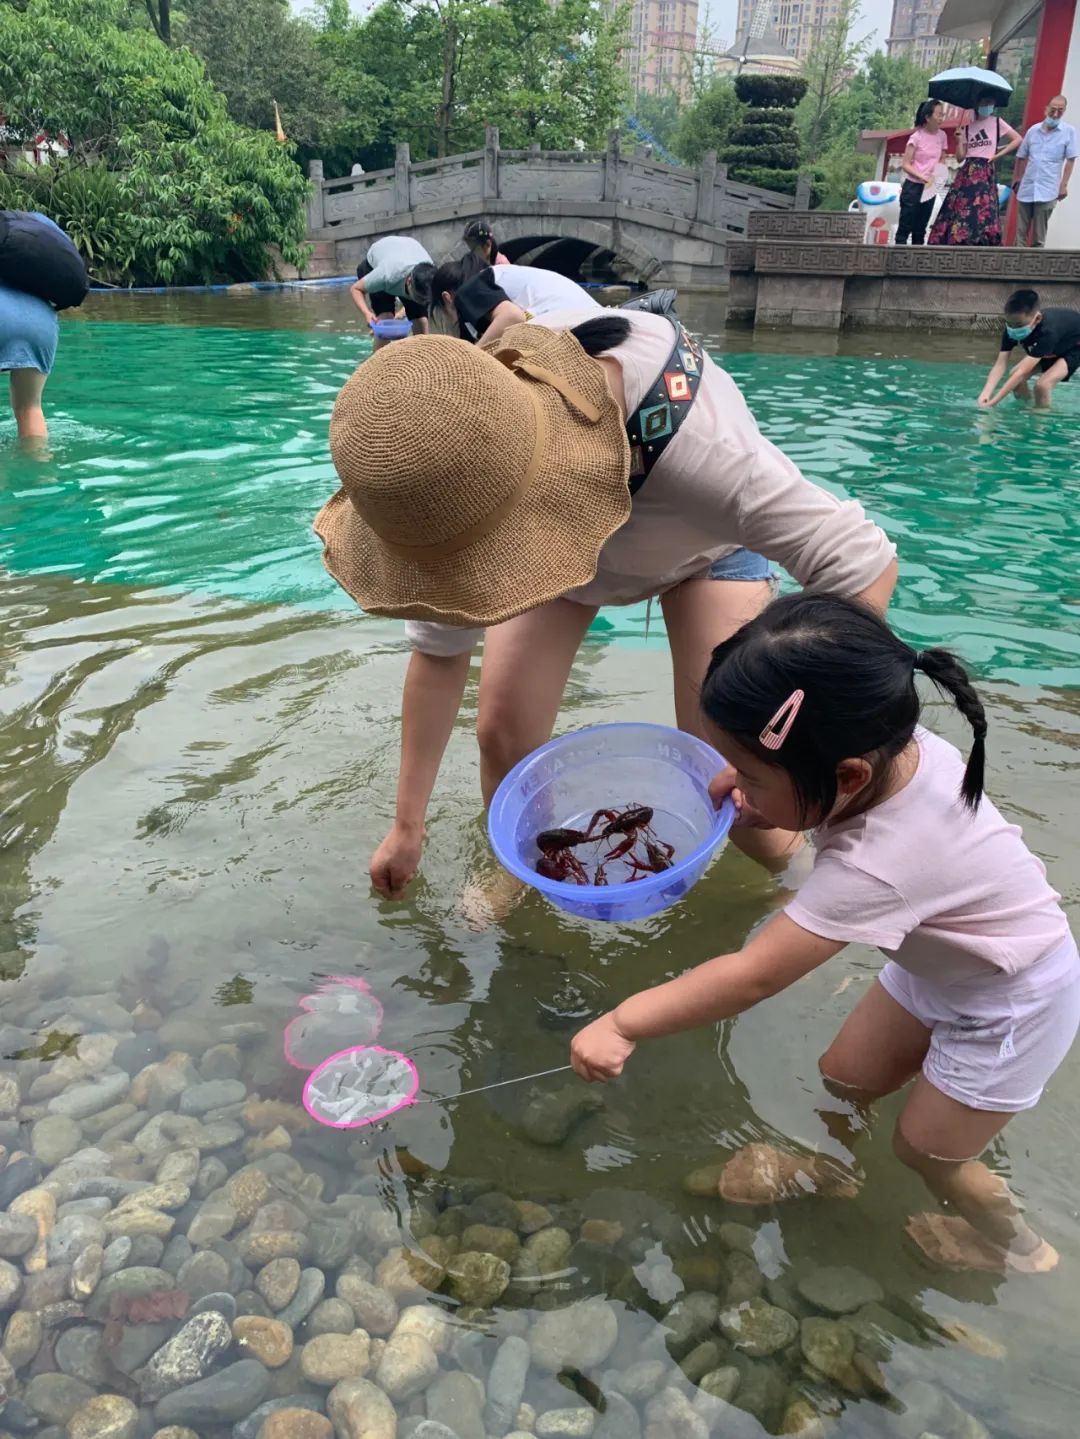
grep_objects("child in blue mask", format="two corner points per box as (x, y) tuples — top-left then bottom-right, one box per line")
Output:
(978, 287), (1080, 409)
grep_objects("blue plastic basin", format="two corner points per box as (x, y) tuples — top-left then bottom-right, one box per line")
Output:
(488, 722), (736, 922)
(371, 318), (413, 341)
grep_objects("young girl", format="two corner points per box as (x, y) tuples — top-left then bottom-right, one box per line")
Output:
(571, 594), (1079, 1273)
(896, 99), (948, 246)
(929, 92), (1021, 246)
(463, 219), (510, 266)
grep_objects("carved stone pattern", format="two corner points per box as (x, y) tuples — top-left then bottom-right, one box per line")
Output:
(748, 240), (1080, 279)
(728, 242), (756, 270)
(747, 211), (864, 240)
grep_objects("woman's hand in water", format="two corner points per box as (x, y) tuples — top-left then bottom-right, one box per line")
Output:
(370, 821), (426, 900)
(571, 1011), (637, 1082)
(709, 765), (774, 829)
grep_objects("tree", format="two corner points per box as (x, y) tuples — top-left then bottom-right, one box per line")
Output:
(0, 0), (309, 284)
(675, 78), (742, 166)
(797, 0), (870, 164)
(144, 0), (170, 43)
(624, 91), (682, 160)
(178, 0), (334, 158)
(721, 73), (808, 194)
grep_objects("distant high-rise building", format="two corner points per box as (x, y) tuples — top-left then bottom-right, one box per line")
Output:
(733, 0), (843, 63)
(886, 0), (961, 67)
(625, 0), (700, 97)
(718, 0), (799, 74)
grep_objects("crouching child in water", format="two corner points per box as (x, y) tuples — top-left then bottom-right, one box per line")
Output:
(978, 286), (1080, 409)
(571, 593), (1079, 1273)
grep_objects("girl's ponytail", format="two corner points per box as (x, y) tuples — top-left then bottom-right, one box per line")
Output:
(913, 648), (987, 809)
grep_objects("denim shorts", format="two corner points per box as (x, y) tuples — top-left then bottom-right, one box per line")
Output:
(708, 548), (772, 582)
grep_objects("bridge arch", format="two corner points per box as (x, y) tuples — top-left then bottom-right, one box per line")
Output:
(491, 215), (670, 287)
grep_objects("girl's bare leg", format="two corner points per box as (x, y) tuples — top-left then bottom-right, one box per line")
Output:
(896, 1077), (1057, 1271)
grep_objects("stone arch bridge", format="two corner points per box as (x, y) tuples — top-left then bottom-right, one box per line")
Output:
(305, 129), (810, 289)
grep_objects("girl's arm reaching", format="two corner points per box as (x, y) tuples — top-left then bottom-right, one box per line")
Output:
(571, 914), (844, 1081)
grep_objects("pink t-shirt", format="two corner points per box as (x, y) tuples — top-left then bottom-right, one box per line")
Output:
(906, 126), (948, 180)
(962, 113), (1019, 161)
(786, 729), (1069, 985)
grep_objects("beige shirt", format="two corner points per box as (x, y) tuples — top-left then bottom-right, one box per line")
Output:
(406, 309), (895, 656)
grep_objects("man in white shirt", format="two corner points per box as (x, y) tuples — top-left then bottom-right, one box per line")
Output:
(1013, 96), (1077, 247)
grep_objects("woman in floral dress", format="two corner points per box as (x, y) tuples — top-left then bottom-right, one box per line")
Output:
(929, 93), (1021, 245)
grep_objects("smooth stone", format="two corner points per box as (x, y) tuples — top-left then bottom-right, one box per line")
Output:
(0, 1157), (42, 1208)
(31, 1116), (84, 1168)
(645, 1388), (708, 1439)
(610, 1359), (669, 1403)
(446, 1251), (510, 1308)
(233, 1395), (326, 1439)
(101, 1237), (135, 1283)
(199, 1045), (243, 1082)
(153, 1360), (271, 1427)
(847, 1300), (921, 1361)
(11, 1187), (56, 1272)
(71, 1242), (103, 1300)
(337, 1276), (397, 1336)
(276, 1268), (325, 1328)
(399, 1424), (460, 1439)
(800, 1316), (857, 1383)
(593, 1392), (640, 1439)
(536, 1409), (595, 1438)
(391, 1305), (451, 1357)
(680, 1339), (722, 1384)
(175, 1250), (230, 1300)
(718, 1222), (757, 1255)
(301, 1330), (372, 1386)
(0, 1256), (23, 1307)
(238, 1230), (306, 1267)
(48, 1074), (128, 1120)
(237, 1290), (273, 1319)
(307, 1298), (356, 1337)
(140, 1311), (233, 1401)
(157, 1149), (201, 1188)
(20, 1263), (69, 1310)
(520, 1087), (602, 1146)
(373, 1332), (438, 1400)
(67, 1394), (140, 1439)
(530, 1298), (618, 1373)
(484, 1335), (529, 1436)
(258, 1411), (334, 1439)
(778, 1398), (830, 1437)
(178, 1080), (247, 1116)
(460, 1224), (519, 1264)
(112, 1034), (162, 1073)
(797, 1265), (884, 1316)
(131, 1235), (168, 1268)
(46, 1215), (105, 1268)
(190, 1290), (238, 1323)
(106, 1322), (173, 1378)
(102, 1209), (174, 1240)
(426, 1371), (484, 1439)
(663, 1293), (721, 1359)
(718, 1298), (798, 1358)
(326, 1376), (397, 1439)
(463, 1192), (520, 1230)
(224, 1170), (272, 1226)
(308, 1218), (355, 1271)
(115, 1181), (191, 1214)
(23, 1372), (97, 1424)
(160, 1236), (192, 1275)
(232, 1316), (294, 1369)
(0, 1073), (20, 1120)
(724, 1251), (764, 1305)
(4, 1309), (43, 1369)
(187, 1194), (238, 1248)
(256, 1258), (301, 1312)
(195, 1158), (229, 1198)
(55, 1324), (112, 1385)
(516, 1201), (553, 1235)
(699, 1366), (741, 1403)
(0, 1212), (38, 1259)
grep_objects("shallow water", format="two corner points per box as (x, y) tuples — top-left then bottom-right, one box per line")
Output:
(0, 292), (1076, 1438)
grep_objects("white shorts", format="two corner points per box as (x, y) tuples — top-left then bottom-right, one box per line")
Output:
(879, 934), (1080, 1112)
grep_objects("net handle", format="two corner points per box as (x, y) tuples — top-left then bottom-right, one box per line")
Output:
(413, 1064), (575, 1105)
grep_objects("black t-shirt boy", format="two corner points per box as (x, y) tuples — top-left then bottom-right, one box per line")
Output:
(1000, 306), (1080, 376)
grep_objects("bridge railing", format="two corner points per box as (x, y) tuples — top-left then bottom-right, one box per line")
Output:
(307, 128), (806, 236)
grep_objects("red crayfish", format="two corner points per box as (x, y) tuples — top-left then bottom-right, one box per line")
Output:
(534, 804), (675, 886)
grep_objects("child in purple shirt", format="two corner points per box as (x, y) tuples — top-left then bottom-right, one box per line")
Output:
(572, 593), (1078, 1274)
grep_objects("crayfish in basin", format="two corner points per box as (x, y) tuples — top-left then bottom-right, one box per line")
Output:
(534, 804), (676, 885)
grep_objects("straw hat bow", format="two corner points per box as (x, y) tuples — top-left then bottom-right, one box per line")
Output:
(315, 326), (631, 627)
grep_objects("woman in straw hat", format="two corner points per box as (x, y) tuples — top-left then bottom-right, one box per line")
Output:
(315, 308), (897, 903)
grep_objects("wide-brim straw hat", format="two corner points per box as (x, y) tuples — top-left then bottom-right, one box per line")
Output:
(314, 324), (631, 627)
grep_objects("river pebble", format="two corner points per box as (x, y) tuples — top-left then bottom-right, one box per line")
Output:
(153, 1359), (271, 1426)
(140, 1311), (234, 1401)
(67, 1394), (140, 1439)
(232, 1315), (294, 1368)
(301, 1330), (372, 1385)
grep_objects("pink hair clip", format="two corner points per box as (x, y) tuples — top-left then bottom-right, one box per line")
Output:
(760, 689), (804, 750)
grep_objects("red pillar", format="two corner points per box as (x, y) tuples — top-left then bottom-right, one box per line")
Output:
(1005, 0), (1078, 242)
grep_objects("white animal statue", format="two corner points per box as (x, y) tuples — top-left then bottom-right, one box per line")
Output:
(850, 174), (1013, 244)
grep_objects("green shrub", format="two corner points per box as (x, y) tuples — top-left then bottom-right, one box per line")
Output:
(734, 74), (808, 108)
(728, 123), (793, 147)
(722, 143), (801, 169)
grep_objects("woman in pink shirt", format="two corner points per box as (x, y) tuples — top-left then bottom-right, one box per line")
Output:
(572, 593), (1078, 1274)
(897, 99), (948, 245)
(930, 91), (1022, 244)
